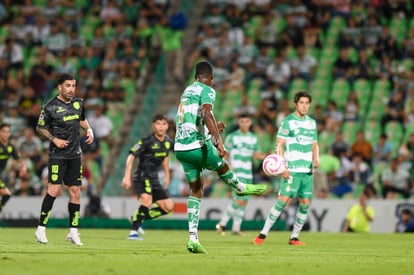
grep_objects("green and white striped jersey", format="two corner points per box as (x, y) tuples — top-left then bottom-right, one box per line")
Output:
(277, 113), (317, 173)
(225, 130), (260, 184)
(174, 81), (216, 151)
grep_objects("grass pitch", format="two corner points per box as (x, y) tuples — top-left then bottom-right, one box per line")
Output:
(0, 228), (413, 275)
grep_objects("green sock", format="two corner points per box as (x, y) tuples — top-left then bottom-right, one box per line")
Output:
(291, 204), (309, 239)
(188, 196), (201, 242)
(260, 200), (287, 236)
(219, 170), (243, 191)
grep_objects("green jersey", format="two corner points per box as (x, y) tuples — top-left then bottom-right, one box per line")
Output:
(277, 113), (317, 173)
(174, 81), (216, 151)
(225, 130), (260, 184)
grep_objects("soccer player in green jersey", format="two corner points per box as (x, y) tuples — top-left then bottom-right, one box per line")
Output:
(216, 113), (267, 235)
(174, 61), (267, 254)
(253, 91), (319, 246)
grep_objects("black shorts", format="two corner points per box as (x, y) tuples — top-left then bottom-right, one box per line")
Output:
(134, 177), (169, 201)
(48, 158), (82, 186)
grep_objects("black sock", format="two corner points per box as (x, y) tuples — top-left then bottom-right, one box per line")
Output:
(68, 202), (80, 228)
(39, 193), (56, 226)
(0, 195), (11, 212)
(131, 205), (148, 230)
(148, 205), (168, 220)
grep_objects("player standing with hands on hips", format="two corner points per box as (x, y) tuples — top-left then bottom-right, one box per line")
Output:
(253, 91), (319, 246)
(35, 73), (94, 246)
(174, 61), (267, 254)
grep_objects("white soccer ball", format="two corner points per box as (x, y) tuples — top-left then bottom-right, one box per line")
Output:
(262, 154), (286, 176)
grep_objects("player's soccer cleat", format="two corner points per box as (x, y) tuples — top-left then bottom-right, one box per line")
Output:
(253, 234), (266, 245)
(187, 240), (208, 254)
(216, 224), (226, 236)
(138, 227), (145, 235)
(35, 227), (48, 244)
(237, 184), (267, 196)
(68, 231), (84, 246)
(289, 237), (304, 246)
(128, 233), (143, 241)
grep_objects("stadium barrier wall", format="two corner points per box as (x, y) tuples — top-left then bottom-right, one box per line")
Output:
(1, 197), (413, 233)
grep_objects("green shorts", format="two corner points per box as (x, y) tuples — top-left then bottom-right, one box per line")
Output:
(175, 140), (224, 183)
(278, 172), (314, 199)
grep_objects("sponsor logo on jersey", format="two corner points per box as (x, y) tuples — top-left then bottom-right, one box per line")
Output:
(63, 114), (80, 121)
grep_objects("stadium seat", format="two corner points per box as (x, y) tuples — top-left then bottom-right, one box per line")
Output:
(353, 78), (372, 121)
(342, 121), (361, 145)
(364, 120), (381, 145)
(330, 78), (351, 110)
(310, 78), (330, 107)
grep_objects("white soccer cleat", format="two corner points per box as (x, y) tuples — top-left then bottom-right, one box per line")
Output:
(67, 231), (83, 246)
(35, 227), (48, 244)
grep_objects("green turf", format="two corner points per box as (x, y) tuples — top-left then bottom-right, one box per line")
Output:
(0, 228), (413, 275)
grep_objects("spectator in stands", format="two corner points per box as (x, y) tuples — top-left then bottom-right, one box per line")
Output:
(332, 150), (353, 198)
(289, 45), (317, 84)
(101, 47), (120, 87)
(362, 15), (382, 47)
(266, 52), (291, 92)
(330, 132), (350, 158)
(41, 0), (60, 23)
(380, 157), (411, 199)
(55, 52), (76, 76)
(324, 100), (344, 133)
(375, 25), (400, 60)
(349, 153), (370, 185)
(255, 82), (279, 130)
(351, 130), (373, 164)
(333, 47), (354, 84)
(0, 38), (24, 76)
(372, 133), (393, 166)
(236, 35), (257, 69)
(16, 127), (42, 176)
(45, 22), (68, 56)
(100, 0), (123, 24)
(14, 173), (37, 196)
(282, 13), (304, 48)
(396, 208), (414, 233)
(380, 91), (406, 134)
(246, 46), (272, 88)
(343, 91), (360, 121)
(354, 49), (372, 80)
(256, 10), (278, 48)
(339, 17), (362, 48)
(374, 54), (396, 83)
(80, 128), (103, 174)
(87, 104), (114, 148)
(28, 48), (55, 100)
(10, 15), (33, 46)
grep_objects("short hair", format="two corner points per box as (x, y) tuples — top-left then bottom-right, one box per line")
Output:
(0, 123), (10, 130)
(402, 209), (412, 216)
(152, 114), (168, 123)
(195, 61), (213, 79)
(238, 113), (252, 119)
(57, 74), (75, 85)
(294, 91), (312, 104)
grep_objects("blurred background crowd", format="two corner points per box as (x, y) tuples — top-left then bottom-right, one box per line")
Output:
(0, 0), (413, 202)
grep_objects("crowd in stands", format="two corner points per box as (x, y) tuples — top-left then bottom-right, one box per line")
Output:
(0, 0), (172, 198)
(168, 0), (414, 200)
(0, 0), (413, 201)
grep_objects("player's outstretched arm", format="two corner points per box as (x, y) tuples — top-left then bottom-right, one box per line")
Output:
(121, 154), (135, 190)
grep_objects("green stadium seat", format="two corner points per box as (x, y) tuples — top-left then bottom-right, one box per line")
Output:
(364, 120), (381, 145)
(310, 78), (330, 107)
(353, 78), (372, 120)
(330, 78), (351, 110)
(342, 121), (361, 145)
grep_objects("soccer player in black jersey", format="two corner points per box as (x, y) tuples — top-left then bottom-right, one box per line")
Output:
(121, 114), (174, 240)
(34, 73), (94, 246)
(0, 123), (27, 214)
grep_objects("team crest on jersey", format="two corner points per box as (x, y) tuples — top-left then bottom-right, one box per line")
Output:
(73, 102), (80, 110)
(7, 146), (12, 153)
(165, 141), (170, 150)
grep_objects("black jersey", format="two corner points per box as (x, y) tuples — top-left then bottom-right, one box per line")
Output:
(130, 134), (173, 180)
(37, 96), (85, 159)
(0, 142), (19, 172)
